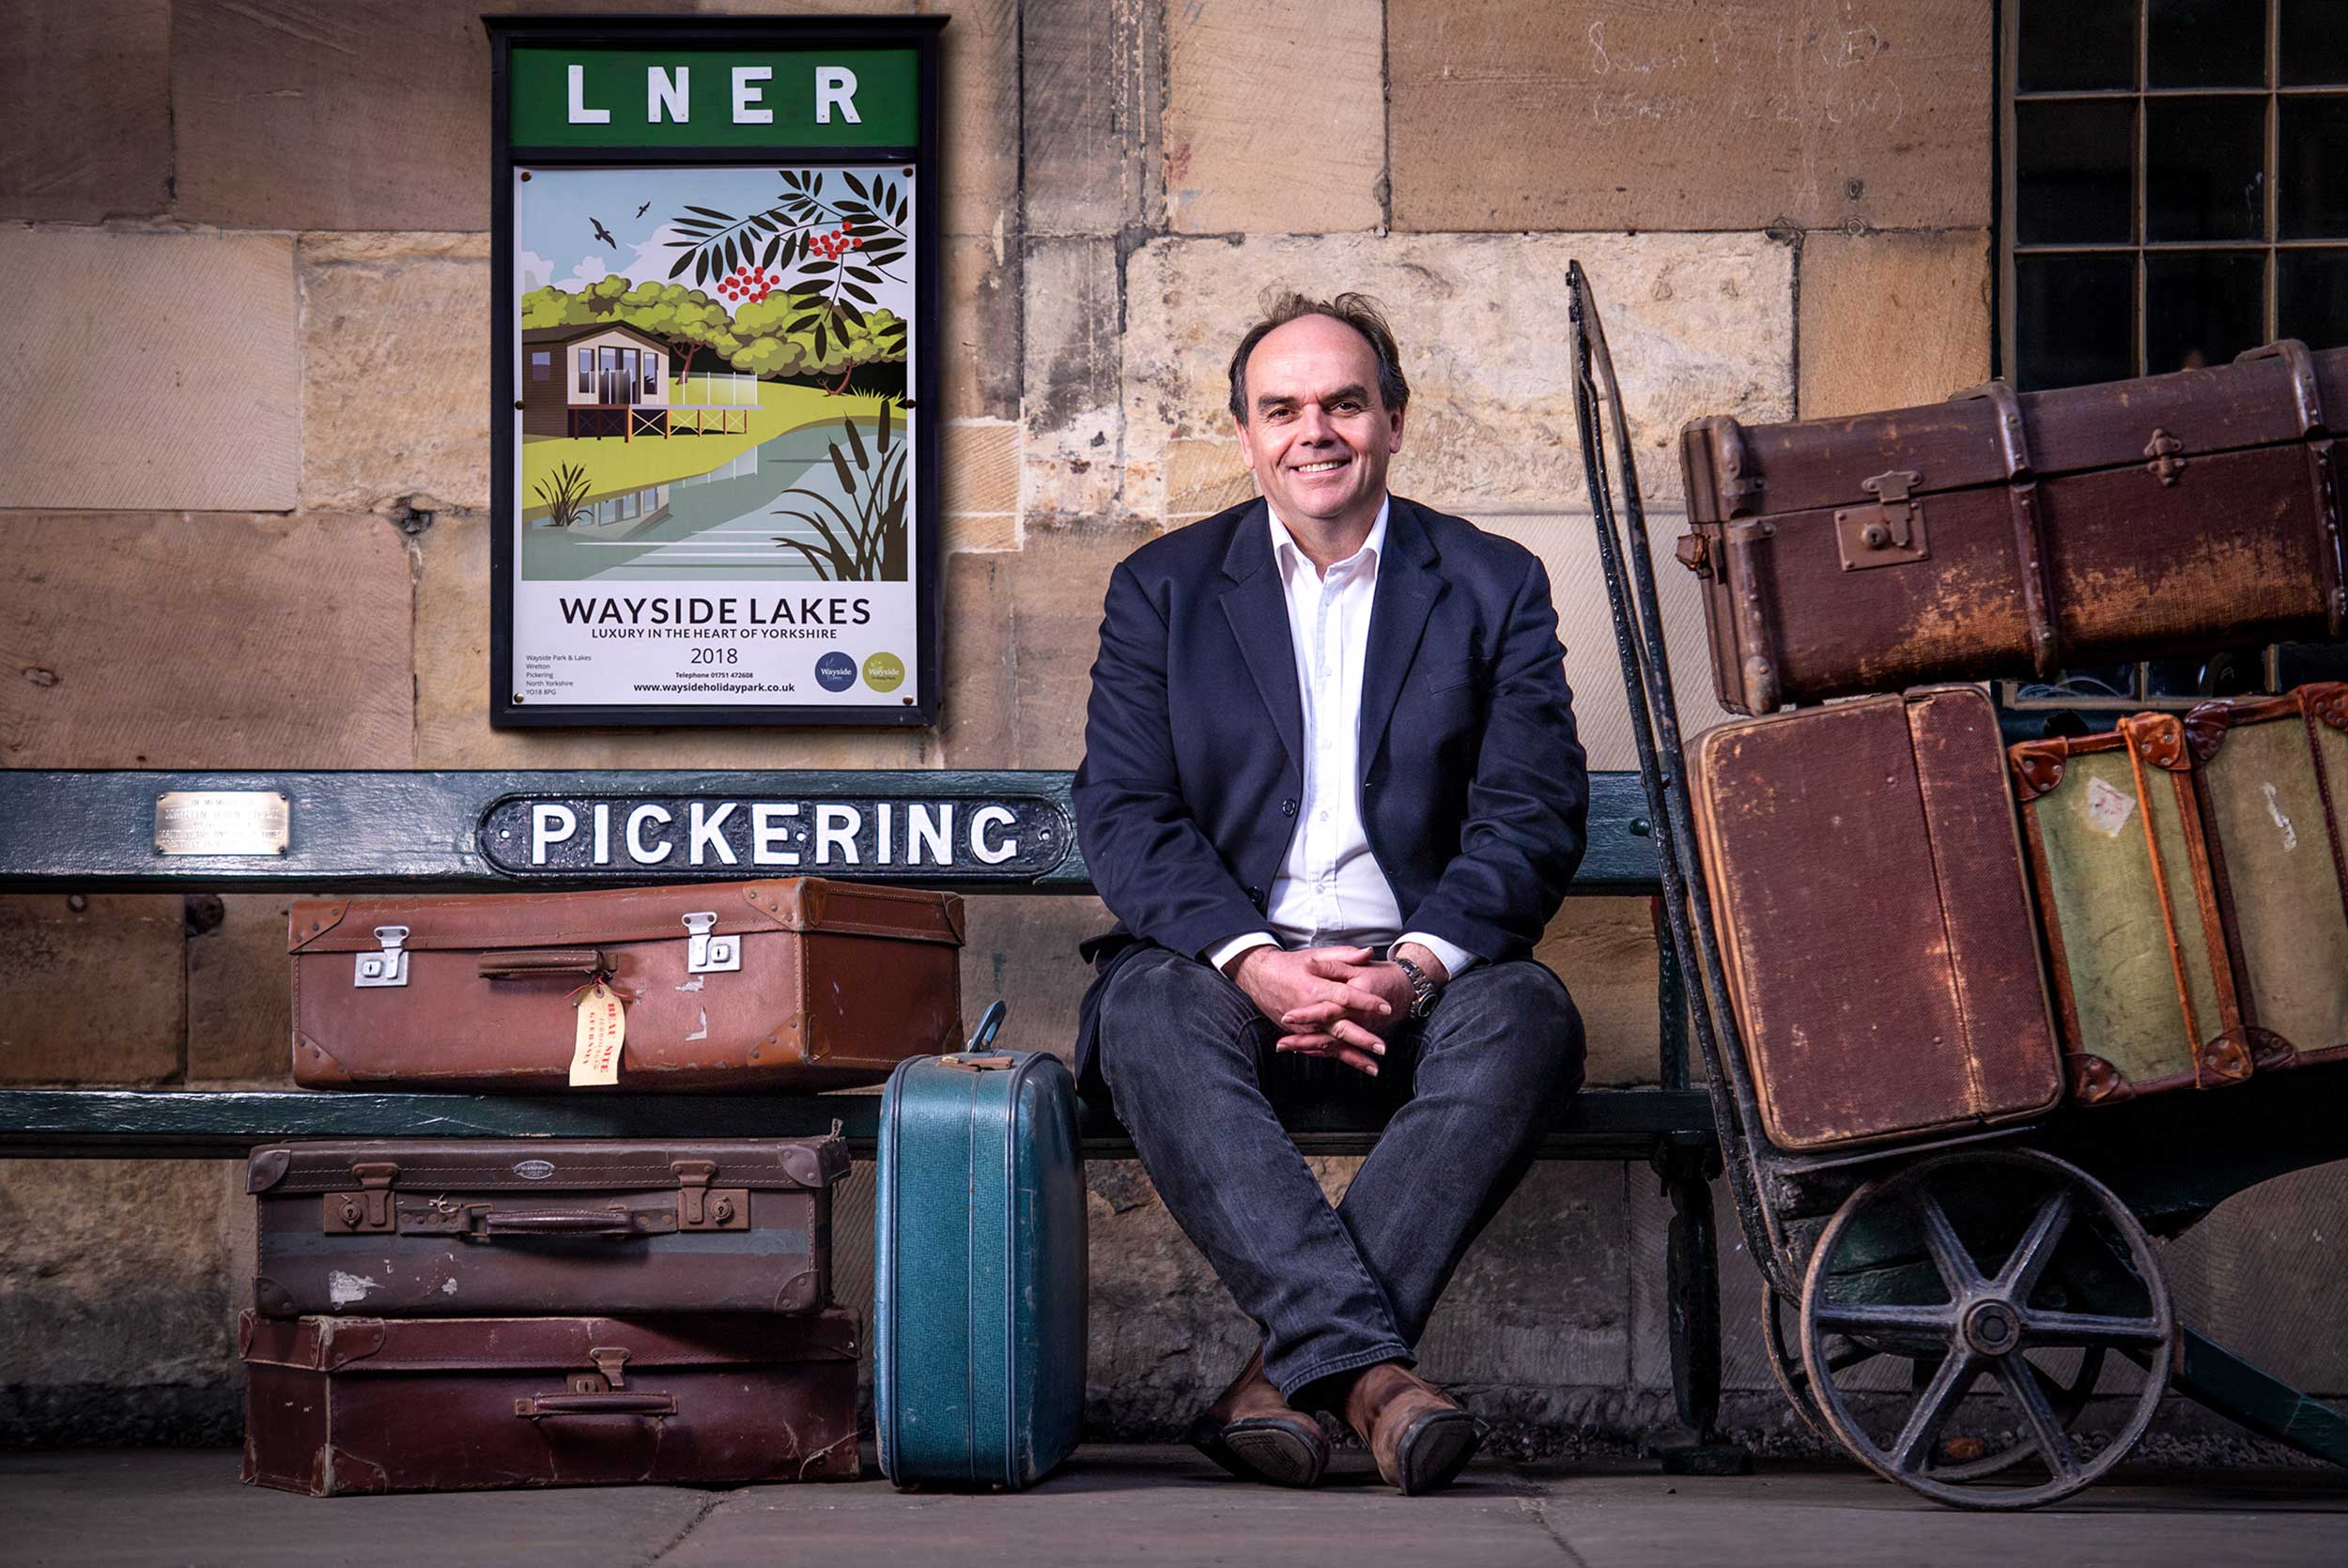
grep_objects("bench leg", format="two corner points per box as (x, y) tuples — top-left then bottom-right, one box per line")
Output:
(1655, 1145), (1753, 1476)
(2173, 1325), (2348, 1468)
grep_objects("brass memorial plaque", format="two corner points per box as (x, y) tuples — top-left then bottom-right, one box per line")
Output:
(154, 792), (290, 856)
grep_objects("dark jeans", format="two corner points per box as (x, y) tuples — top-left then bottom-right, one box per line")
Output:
(1093, 945), (1584, 1402)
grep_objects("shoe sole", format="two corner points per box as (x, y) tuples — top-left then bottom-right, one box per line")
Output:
(1393, 1409), (1481, 1496)
(1190, 1420), (1329, 1488)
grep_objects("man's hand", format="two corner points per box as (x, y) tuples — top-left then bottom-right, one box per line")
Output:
(1225, 945), (1394, 1076)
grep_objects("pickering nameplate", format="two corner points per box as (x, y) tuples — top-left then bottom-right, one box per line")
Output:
(154, 791), (291, 856)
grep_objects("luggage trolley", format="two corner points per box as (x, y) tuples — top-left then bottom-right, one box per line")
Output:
(1567, 264), (2348, 1510)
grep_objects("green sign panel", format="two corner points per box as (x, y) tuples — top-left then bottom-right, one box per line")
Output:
(511, 47), (918, 146)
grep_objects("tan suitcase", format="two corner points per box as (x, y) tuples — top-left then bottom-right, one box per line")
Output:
(2185, 683), (2348, 1069)
(289, 879), (963, 1090)
(1688, 685), (2063, 1150)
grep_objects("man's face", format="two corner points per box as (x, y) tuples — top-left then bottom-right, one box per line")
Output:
(1235, 314), (1405, 534)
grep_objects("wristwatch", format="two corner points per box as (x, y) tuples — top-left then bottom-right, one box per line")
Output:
(1390, 954), (1441, 1021)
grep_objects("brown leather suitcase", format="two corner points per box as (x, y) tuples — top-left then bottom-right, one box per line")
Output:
(250, 1137), (847, 1318)
(2011, 714), (2270, 1103)
(2185, 684), (2348, 1070)
(1677, 341), (2348, 715)
(289, 878), (963, 1090)
(1688, 685), (2063, 1150)
(239, 1309), (860, 1495)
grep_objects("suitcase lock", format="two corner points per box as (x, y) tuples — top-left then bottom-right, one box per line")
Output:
(353, 926), (410, 988)
(670, 1159), (749, 1229)
(682, 912), (741, 974)
(325, 1161), (400, 1232)
(1835, 469), (1931, 572)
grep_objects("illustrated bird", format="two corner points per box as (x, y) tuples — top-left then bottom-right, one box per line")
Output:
(591, 217), (617, 249)
(635, 201), (651, 219)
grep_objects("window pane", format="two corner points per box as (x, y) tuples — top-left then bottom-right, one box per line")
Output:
(2279, 99), (2348, 236)
(2146, 645), (2269, 698)
(2147, 251), (2268, 370)
(2022, 0), (2139, 91)
(2281, 1), (2348, 84)
(2018, 101), (2137, 244)
(2278, 248), (2348, 346)
(2278, 640), (2348, 684)
(2147, 97), (2268, 239)
(2149, 0), (2269, 87)
(2016, 254), (2139, 389)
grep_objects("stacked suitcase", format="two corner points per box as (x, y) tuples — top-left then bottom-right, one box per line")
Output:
(1676, 342), (2348, 1145)
(242, 878), (966, 1495)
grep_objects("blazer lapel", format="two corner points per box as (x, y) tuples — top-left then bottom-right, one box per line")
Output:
(1219, 502), (1305, 771)
(1358, 498), (1443, 760)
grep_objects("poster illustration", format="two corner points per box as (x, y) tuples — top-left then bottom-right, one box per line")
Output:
(489, 23), (939, 728)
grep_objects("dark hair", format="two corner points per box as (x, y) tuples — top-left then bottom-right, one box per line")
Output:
(1225, 289), (1410, 424)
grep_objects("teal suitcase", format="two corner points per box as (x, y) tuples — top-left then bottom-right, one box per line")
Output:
(875, 1003), (1088, 1489)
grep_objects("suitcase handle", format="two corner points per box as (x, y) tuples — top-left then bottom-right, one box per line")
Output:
(513, 1392), (677, 1419)
(478, 948), (608, 977)
(479, 1207), (645, 1239)
(964, 1000), (1007, 1053)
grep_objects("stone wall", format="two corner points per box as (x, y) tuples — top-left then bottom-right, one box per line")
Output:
(3, 0), (2342, 1453)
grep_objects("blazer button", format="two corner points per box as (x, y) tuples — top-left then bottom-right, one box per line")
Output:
(1280, 797), (1298, 817)
(1245, 886), (1263, 902)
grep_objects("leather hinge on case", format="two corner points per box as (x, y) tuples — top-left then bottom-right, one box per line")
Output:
(1834, 469), (1930, 571)
(683, 912), (741, 974)
(671, 1158), (749, 1229)
(353, 926), (409, 988)
(589, 1346), (629, 1389)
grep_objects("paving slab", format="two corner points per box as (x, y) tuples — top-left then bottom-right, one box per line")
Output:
(4, 1446), (2346, 1568)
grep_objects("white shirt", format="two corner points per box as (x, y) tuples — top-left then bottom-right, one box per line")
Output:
(1205, 500), (1479, 983)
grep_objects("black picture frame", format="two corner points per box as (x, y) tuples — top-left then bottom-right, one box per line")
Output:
(487, 15), (946, 730)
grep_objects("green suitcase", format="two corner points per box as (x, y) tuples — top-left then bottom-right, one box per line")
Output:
(2012, 713), (2270, 1104)
(2186, 683), (2348, 1069)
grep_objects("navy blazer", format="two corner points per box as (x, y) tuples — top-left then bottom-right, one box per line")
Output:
(1070, 494), (1589, 1086)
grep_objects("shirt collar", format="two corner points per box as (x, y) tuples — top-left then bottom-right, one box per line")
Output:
(1266, 497), (1390, 582)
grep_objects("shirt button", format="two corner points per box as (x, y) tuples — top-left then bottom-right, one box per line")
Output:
(1280, 798), (1298, 817)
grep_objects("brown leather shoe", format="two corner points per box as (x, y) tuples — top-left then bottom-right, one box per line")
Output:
(1343, 1361), (1481, 1495)
(1184, 1345), (1330, 1487)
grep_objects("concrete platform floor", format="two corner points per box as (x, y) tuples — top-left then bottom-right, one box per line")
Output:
(5, 1446), (2347, 1567)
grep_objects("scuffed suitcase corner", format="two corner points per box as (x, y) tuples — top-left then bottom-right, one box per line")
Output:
(320, 1446), (390, 1498)
(773, 1267), (820, 1314)
(291, 1031), (354, 1086)
(247, 1146), (292, 1193)
(798, 1429), (860, 1481)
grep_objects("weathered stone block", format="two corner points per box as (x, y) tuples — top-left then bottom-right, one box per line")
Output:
(1022, 0), (1161, 237)
(1389, 1), (1995, 234)
(410, 509), (934, 768)
(1164, 0), (1383, 235)
(957, 895), (1104, 1065)
(1799, 229), (1991, 418)
(301, 234), (492, 513)
(1419, 1163), (1633, 1390)
(1022, 237), (1123, 516)
(942, 232), (1021, 423)
(1165, 437), (1256, 521)
(1627, 1168), (1781, 1399)
(0, 0), (171, 223)
(0, 1161), (245, 1444)
(0, 513), (415, 769)
(942, 420), (1019, 516)
(921, 0), (1019, 238)
(0, 897), (182, 1085)
(1534, 897), (1661, 1088)
(186, 896), (296, 1085)
(941, 514), (1153, 770)
(1122, 232), (1793, 519)
(0, 230), (299, 512)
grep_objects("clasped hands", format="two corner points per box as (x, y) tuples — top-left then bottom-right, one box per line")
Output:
(1224, 944), (1444, 1077)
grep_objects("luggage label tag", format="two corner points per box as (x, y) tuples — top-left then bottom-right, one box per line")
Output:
(569, 973), (628, 1086)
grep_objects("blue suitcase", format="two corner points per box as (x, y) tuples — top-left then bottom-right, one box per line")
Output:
(874, 1003), (1088, 1489)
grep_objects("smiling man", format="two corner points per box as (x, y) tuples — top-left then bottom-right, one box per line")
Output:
(1073, 291), (1590, 1494)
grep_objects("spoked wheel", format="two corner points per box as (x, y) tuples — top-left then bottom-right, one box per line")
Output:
(1765, 1281), (2109, 1475)
(1799, 1148), (2173, 1510)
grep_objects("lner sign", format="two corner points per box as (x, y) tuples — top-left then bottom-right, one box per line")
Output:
(508, 47), (919, 147)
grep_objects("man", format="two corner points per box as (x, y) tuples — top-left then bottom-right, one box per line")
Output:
(1073, 291), (1588, 1495)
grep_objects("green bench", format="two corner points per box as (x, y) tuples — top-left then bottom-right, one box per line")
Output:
(0, 765), (1739, 1469)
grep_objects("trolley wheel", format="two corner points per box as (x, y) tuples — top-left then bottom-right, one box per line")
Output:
(1798, 1148), (2173, 1511)
(1766, 1280), (2109, 1477)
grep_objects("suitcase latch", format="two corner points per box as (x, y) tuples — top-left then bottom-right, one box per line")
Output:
(589, 1346), (630, 1390)
(1835, 469), (1930, 571)
(682, 912), (741, 974)
(2144, 427), (2187, 485)
(326, 1161), (400, 1232)
(670, 1159), (749, 1229)
(353, 925), (410, 988)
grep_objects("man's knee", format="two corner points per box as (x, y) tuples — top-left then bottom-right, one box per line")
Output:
(1429, 961), (1585, 1092)
(1094, 948), (1259, 1095)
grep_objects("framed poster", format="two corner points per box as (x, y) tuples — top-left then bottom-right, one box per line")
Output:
(487, 17), (943, 728)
